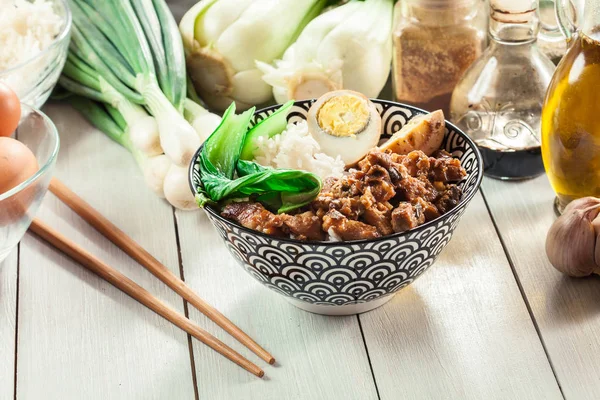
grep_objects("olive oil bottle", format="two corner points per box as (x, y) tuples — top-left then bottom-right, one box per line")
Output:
(541, 31), (600, 212)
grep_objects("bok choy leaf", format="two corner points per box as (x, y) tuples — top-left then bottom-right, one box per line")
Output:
(240, 100), (294, 160)
(197, 103), (322, 213)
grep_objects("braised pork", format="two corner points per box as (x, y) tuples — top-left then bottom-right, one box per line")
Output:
(221, 149), (467, 241)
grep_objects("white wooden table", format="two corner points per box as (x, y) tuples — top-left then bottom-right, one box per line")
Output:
(1, 102), (600, 400)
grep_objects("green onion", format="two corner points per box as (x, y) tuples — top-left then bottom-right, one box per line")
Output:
(59, 0), (222, 209)
(130, 0), (169, 99)
(65, 0), (201, 167)
(183, 98), (222, 142)
(69, 23), (143, 103)
(59, 57), (162, 157)
(131, 0), (187, 112)
(66, 96), (128, 146)
(65, 95), (171, 199)
(105, 104), (127, 132)
(153, 0), (187, 112)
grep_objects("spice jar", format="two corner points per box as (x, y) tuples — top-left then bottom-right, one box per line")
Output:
(392, 0), (486, 115)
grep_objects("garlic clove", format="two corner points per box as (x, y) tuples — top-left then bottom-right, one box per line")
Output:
(591, 213), (600, 275)
(546, 211), (596, 277)
(563, 196), (600, 216)
(594, 232), (600, 276)
(546, 196), (600, 277)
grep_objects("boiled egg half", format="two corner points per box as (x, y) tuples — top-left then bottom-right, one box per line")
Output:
(307, 90), (382, 166)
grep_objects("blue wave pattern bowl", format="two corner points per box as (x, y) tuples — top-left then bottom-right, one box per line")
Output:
(190, 100), (483, 315)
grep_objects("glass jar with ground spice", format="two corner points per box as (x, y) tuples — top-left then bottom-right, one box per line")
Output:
(392, 0), (486, 115)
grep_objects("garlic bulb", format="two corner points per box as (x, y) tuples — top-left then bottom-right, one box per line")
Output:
(546, 197), (600, 277)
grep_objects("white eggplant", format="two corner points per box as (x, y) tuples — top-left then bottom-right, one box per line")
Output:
(257, 0), (393, 103)
(180, 0), (327, 111)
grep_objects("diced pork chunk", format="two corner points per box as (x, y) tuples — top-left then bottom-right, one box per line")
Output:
(281, 211), (324, 241)
(221, 202), (284, 236)
(322, 210), (380, 241)
(391, 203), (425, 233)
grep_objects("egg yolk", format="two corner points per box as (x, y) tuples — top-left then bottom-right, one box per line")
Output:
(317, 95), (370, 137)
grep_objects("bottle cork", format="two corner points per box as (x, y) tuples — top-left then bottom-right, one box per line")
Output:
(490, 0), (537, 23)
(405, 0), (477, 9)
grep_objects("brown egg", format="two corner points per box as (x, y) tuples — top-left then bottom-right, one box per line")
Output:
(0, 137), (39, 195)
(0, 137), (39, 227)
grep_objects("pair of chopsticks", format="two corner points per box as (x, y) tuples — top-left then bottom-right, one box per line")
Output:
(28, 178), (273, 378)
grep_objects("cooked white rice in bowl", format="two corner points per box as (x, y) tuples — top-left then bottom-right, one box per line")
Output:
(0, 0), (70, 107)
(252, 120), (345, 180)
(0, 0), (64, 71)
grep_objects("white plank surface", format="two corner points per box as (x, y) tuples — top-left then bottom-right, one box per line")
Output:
(8, 98), (580, 400)
(483, 175), (600, 400)
(360, 193), (562, 400)
(3, 2), (578, 395)
(15, 104), (196, 400)
(175, 210), (379, 400)
(0, 248), (17, 400)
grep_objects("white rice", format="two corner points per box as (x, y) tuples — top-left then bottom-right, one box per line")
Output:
(252, 120), (345, 179)
(0, 0), (63, 71)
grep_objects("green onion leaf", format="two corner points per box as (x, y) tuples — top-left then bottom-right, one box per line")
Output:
(66, 96), (127, 146)
(152, 0), (187, 112)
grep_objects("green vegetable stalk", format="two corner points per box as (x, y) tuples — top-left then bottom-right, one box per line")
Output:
(240, 100), (294, 161)
(197, 103), (322, 213)
(65, 0), (200, 167)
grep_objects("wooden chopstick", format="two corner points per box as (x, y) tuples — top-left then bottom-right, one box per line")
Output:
(29, 219), (264, 378)
(48, 178), (275, 365)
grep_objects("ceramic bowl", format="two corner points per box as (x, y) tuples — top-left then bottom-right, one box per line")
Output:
(189, 100), (483, 315)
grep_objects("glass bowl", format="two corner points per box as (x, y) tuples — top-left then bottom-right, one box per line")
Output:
(0, 104), (60, 263)
(0, 0), (72, 108)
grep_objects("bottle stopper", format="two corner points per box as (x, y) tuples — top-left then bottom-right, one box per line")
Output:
(490, 0), (537, 23)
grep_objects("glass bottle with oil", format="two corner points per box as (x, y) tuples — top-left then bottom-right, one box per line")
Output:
(541, 0), (600, 213)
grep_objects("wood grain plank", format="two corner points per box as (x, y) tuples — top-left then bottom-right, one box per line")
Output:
(0, 248), (17, 400)
(360, 193), (563, 400)
(175, 209), (379, 400)
(15, 104), (196, 400)
(483, 175), (600, 400)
